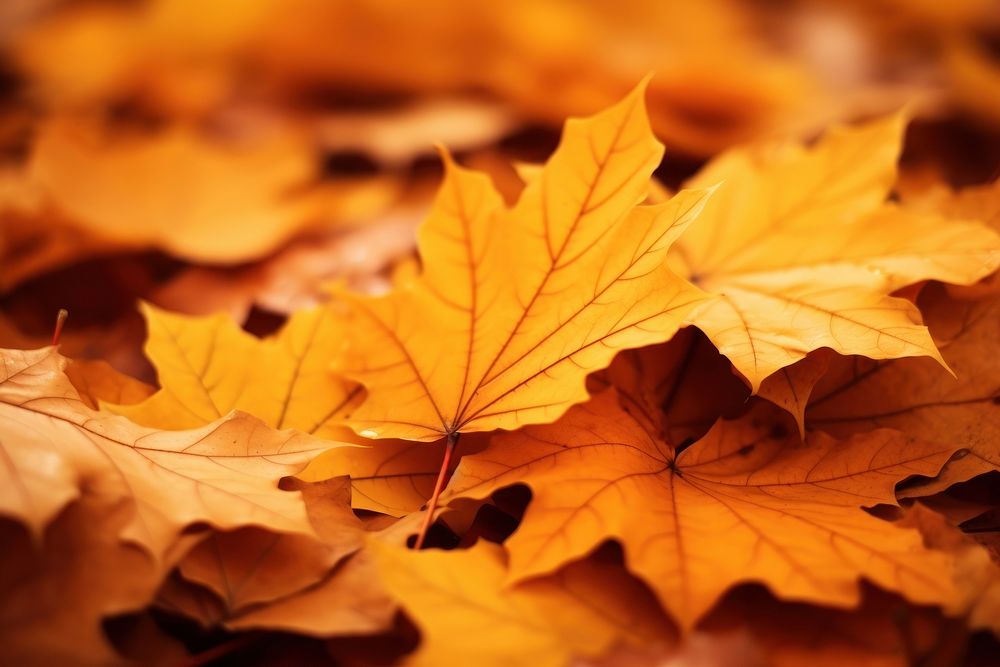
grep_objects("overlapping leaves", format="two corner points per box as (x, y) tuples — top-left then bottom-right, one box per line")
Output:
(2, 81), (1000, 667)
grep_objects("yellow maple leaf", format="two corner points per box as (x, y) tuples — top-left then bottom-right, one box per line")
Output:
(337, 81), (713, 441)
(668, 114), (1000, 390)
(0, 347), (329, 559)
(370, 540), (674, 667)
(108, 302), (360, 438)
(108, 303), (485, 516)
(443, 391), (961, 629)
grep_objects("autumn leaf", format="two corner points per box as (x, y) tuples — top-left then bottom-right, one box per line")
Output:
(370, 540), (675, 667)
(587, 327), (750, 447)
(0, 346), (331, 559)
(337, 81), (713, 441)
(901, 503), (1000, 635)
(0, 493), (161, 666)
(21, 118), (342, 263)
(106, 303), (474, 515)
(226, 549), (397, 637)
(299, 439), (451, 517)
(5, 0), (1000, 663)
(177, 477), (362, 614)
(444, 391), (961, 628)
(65, 357), (154, 409)
(108, 302), (360, 439)
(807, 287), (1000, 493)
(667, 115), (1000, 390)
(157, 476), (397, 638)
(756, 349), (833, 438)
(903, 177), (1000, 297)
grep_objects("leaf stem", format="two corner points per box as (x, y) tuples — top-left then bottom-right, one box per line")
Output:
(413, 432), (460, 549)
(51, 308), (68, 346)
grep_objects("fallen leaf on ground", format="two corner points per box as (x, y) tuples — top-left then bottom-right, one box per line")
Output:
(757, 349), (833, 437)
(700, 585), (967, 667)
(298, 440), (447, 517)
(0, 495), (161, 666)
(337, 82), (712, 441)
(24, 118), (382, 264)
(807, 287), (1000, 493)
(444, 390), (961, 628)
(371, 540), (675, 667)
(588, 328), (749, 447)
(108, 302), (360, 439)
(0, 346), (330, 559)
(225, 549), (397, 638)
(668, 115), (1000, 390)
(900, 503), (1000, 635)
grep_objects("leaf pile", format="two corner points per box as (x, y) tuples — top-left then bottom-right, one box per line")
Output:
(3, 5), (1000, 664)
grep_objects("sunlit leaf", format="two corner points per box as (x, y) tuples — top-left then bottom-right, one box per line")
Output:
(445, 391), (961, 628)
(338, 82), (712, 440)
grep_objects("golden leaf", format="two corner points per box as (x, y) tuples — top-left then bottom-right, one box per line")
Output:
(65, 358), (154, 410)
(108, 302), (360, 439)
(338, 82), (713, 440)
(26, 118), (361, 263)
(371, 540), (675, 667)
(669, 115), (1000, 389)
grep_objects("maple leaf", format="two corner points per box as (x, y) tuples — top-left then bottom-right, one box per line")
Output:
(337, 81), (713, 441)
(224, 549), (397, 637)
(667, 114), (1000, 390)
(108, 302), (360, 439)
(756, 349), (833, 438)
(808, 287), (1000, 495)
(444, 391), (961, 628)
(903, 177), (1000, 298)
(106, 303), (475, 515)
(371, 540), (674, 667)
(0, 347), (330, 560)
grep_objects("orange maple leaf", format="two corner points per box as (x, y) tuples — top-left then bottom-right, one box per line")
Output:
(444, 391), (962, 628)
